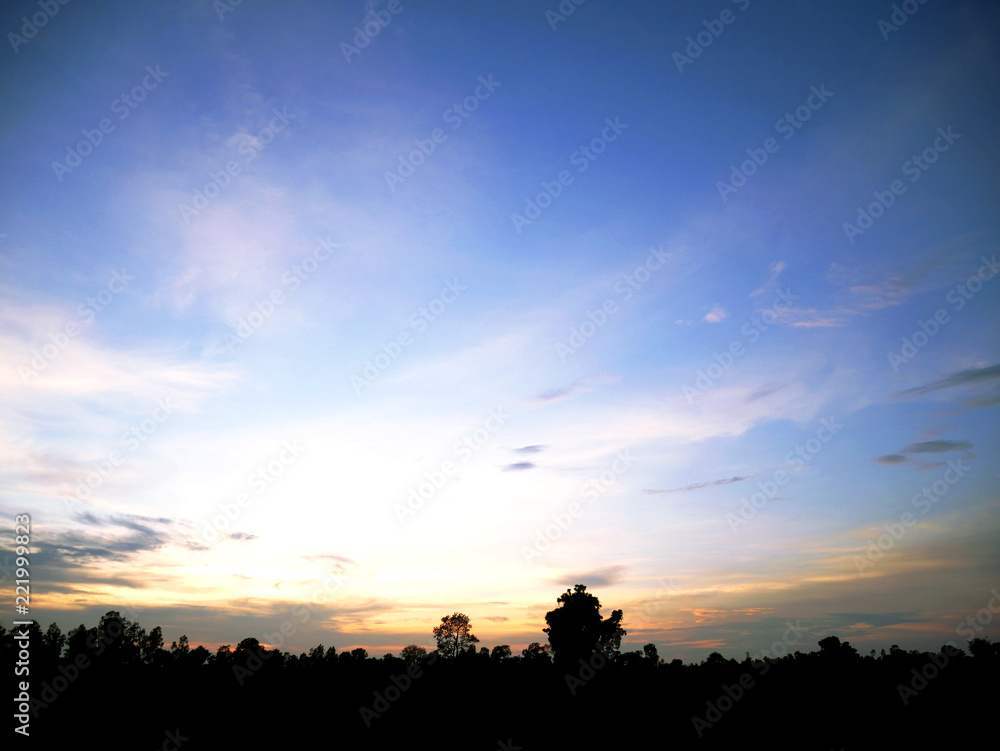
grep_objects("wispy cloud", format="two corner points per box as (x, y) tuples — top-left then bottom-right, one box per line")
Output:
(502, 462), (536, 472)
(903, 440), (973, 454)
(555, 566), (626, 588)
(750, 260), (787, 299)
(513, 445), (546, 454)
(644, 476), (751, 494)
(896, 364), (1000, 399)
(535, 375), (620, 404)
(873, 454), (908, 465)
(874, 438), (973, 466)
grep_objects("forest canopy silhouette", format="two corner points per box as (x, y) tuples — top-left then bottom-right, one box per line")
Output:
(7, 583), (997, 747)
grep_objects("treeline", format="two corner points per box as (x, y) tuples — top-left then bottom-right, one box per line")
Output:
(5, 611), (997, 748)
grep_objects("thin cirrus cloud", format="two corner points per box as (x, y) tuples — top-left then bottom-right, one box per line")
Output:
(896, 364), (1000, 399)
(643, 476), (752, 495)
(903, 440), (973, 454)
(535, 375), (621, 404)
(874, 439), (973, 465)
(873, 454), (908, 466)
(513, 445), (546, 454)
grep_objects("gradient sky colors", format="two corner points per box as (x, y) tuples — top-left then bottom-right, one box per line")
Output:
(1, 0), (998, 662)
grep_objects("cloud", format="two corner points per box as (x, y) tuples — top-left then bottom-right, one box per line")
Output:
(873, 454), (908, 465)
(875, 439), (973, 465)
(35, 520), (175, 572)
(502, 462), (536, 472)
(745, 383), (785, 403)
(751, 260), (787, 299)
(536, 384), (586, 402)
(552, 566), (626, 589)
(773, 268), (918, 329)
(786, 315), (847, 329)
(535, 374), (619, 404)
(227, 532), (257, 542)
(513, 445), (545, 454)
(821, 612), (920, 630)
(962, 390), (1000, 409)
(844, 278), (910, 311)
(703, 305), (728, 323)
(643, 475), (751, 494)
(896, 364), (1000, 399)
(902, 440), (973, 454)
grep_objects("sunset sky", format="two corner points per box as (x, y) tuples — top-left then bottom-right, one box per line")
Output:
(1, 0), (998, 662)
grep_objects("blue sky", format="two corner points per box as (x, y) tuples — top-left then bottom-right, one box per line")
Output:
(1, 0), (998, 660)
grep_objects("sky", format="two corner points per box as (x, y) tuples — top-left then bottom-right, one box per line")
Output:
(1, 0), (998, 662)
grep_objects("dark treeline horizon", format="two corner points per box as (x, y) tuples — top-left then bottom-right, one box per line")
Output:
(8, 584), (998, 748)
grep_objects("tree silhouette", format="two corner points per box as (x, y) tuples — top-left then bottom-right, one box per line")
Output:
(171, 634), (190, 659)
(401, 644), (427, 664)
(643, 643), (660, 664)
(521, 642), (551, 662)
(542, 584), (625, 665)
(969, 637), (996, 660)
(42, 623), (65, 662)
(433, 612), (479, 659)
(142, 625), (164, 665)
(4, 606), (996, 747)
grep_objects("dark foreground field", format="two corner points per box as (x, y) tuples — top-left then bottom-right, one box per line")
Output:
(8, 615), (997, 748)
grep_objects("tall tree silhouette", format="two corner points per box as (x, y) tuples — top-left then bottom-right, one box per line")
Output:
(543, 584), (625, 665)
(433, 612), (479, 658)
